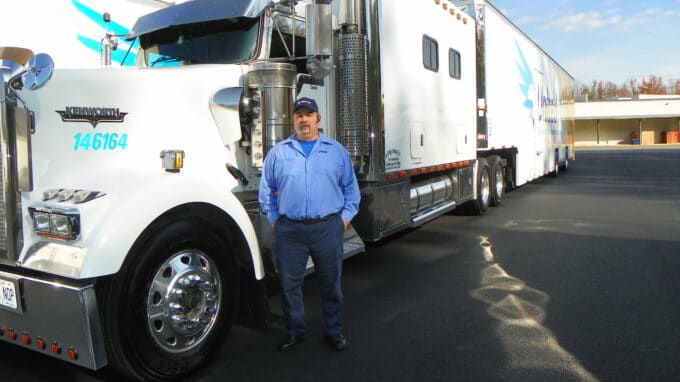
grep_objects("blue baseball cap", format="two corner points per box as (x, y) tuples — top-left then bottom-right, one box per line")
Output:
(293, 97), (319, 113)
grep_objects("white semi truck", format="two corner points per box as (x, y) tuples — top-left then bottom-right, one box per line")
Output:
(0, 0), (574, 380)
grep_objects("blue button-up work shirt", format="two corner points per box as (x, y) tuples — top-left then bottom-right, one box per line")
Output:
(259, 133), (361, 224)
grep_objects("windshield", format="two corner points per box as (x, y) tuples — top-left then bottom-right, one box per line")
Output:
(139, 17), (260, 67)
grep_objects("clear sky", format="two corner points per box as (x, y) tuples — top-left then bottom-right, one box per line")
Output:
(488, 0), (680, 86)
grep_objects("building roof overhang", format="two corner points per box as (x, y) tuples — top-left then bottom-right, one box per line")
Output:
(575, 98), (680, 120)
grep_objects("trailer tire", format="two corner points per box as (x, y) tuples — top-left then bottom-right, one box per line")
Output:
(559, 156), (569, 172)
(99, 218), (239, 381)
(550, 152), (560, 177)
(467, 158), (490, 215)
(487, 155), (504, 207)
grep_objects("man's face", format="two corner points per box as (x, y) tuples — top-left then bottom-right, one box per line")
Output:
(293, 108), (320, 141)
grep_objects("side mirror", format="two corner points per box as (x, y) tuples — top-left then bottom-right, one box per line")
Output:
(21, 53), (55, 90)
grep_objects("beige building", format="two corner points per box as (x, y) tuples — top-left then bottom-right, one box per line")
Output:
(575, 95), (680, 145)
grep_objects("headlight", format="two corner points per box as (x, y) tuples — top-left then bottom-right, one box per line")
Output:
(28, 207), (80, 241)
(32, 211), (51, 233)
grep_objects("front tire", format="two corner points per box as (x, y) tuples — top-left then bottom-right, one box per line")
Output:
(99, 218), (239, 381)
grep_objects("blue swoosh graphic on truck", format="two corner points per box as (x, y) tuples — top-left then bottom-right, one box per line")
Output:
(72, 0), (138, 66)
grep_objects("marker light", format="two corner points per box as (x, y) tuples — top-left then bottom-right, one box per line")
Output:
(51, 343), (62, 354)
(67, 348), (78, 360)
(21, 334), (31, 345)
(7, 329), (17, 340)
(43, 189), (60, 201)
(160, 150), (185, 172)
(72, 190), (105, 204)
(57, 189), (76, 202)
(36, 338), (46, 349)
(43, 188), (105, 204)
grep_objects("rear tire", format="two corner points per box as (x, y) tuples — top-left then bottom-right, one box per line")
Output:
(559, 156), (569, 172)
(99, 218), (239, 381)
(467, 158), (490, 215)
(550, 152), (560, 177)
(487, 155), (504, 207)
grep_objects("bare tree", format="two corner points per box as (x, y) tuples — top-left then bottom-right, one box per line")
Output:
(639, 75), (667, 95)
(576, 75), (678, 99)
(591, 80), (605, 100)
(602, 81), (618, 100)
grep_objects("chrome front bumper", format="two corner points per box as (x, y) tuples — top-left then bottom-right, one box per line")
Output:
(0, 269), (106, 370)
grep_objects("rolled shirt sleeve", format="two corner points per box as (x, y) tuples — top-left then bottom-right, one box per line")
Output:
(339, 147), (360, 223)
(258, 150), (280, 224)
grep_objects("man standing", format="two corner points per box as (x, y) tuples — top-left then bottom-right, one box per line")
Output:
(259, 97), (360, 352)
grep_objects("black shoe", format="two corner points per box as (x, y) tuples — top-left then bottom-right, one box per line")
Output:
(324, 333), (347, 351)
(278, 334), (306, 352)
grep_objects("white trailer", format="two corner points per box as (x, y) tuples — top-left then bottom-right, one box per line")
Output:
(457, 0), (575, 190)
(0, 0), (574, 380)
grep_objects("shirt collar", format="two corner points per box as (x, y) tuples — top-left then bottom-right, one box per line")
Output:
(282, 133), (332, 151)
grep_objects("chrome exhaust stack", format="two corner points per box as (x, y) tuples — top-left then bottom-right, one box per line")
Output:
(244, 62), (297, 169)
(335, 0), (370, 171)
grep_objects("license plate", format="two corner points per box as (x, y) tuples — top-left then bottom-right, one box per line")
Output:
(0, 278), (18, 310)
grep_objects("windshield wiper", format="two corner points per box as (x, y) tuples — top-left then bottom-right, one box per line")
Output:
(150, 55), (185, 67)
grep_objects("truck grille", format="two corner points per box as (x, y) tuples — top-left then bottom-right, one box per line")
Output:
(0, 100), (9, 259)
(0, 93), (23, 264)
(0, 153), (5, 254)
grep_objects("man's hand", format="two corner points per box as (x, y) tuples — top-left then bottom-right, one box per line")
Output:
(342, 218), (349, 230)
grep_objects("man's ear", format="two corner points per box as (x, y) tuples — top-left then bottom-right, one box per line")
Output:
(316, 114), (321, 123)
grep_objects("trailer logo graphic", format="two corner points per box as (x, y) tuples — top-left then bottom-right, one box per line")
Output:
(515, 40), (536, 127)
(56, 107), (128, 128)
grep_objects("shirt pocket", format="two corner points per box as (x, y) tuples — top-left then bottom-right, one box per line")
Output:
(313, 151), (343, 180)
(280, 152), (303, 177)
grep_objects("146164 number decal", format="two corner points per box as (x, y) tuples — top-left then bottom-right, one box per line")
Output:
(73, 133), (128, 151)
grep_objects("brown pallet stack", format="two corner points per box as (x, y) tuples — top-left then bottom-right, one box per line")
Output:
(641, 131), (655, 145)
(662, 131), (679, 144)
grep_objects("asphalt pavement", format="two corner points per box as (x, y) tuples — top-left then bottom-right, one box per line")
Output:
(3, 146), (680, 381)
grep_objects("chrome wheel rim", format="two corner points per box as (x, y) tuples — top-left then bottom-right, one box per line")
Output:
(146, 250), (221, 354)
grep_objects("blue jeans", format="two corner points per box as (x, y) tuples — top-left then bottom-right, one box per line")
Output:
(274, 214), (344, 336)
